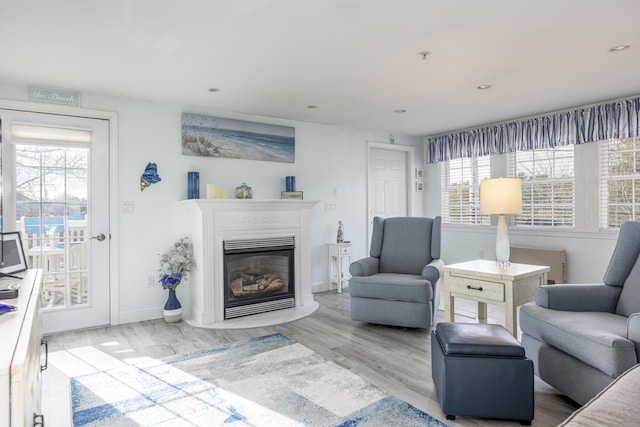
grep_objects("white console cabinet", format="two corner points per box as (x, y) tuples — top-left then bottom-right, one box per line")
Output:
(0, 270), (45, 427)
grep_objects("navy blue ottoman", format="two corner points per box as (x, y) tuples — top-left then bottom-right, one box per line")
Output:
(431, 322), (534, 425)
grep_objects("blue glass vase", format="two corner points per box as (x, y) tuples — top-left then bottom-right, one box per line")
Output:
(188, 171), (200, 199)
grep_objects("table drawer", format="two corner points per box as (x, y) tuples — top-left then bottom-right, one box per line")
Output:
(449, 277), (505, 302)
(339, 246), (351, 255)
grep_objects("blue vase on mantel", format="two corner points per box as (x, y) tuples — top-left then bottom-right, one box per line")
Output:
(163, 289), (182, 323)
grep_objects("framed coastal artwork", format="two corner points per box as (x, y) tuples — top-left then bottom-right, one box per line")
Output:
(181, 113), (295, 163)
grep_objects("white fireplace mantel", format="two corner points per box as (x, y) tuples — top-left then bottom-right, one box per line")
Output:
(180, 199), (320, 328)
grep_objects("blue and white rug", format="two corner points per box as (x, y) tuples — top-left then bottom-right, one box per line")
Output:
(71, 333), (447, 426)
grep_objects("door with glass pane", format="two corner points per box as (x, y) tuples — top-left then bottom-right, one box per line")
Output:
(1, 109), (110, 334)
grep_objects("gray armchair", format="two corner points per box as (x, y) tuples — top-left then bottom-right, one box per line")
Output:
(349, 216), (444, 329)
(520, 220), (640, 405)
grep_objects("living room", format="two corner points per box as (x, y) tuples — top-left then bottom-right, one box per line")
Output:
(1, 1), (639, 426)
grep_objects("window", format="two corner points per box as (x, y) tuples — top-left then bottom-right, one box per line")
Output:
(441, 156), (490, 225)
(509, 145), (575, 227)
(15, 143), (90, 306)
(600, 137), (640, 229)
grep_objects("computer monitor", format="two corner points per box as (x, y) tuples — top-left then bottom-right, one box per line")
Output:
(0, 232), (27, 278)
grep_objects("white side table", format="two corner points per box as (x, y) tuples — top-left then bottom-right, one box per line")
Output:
(443, 259), (549, 337)
(328, 243), (352, 293)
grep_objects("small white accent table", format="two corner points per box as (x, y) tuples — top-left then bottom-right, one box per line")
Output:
(328, 243), (352, 293)
(443, 259), (549, 337)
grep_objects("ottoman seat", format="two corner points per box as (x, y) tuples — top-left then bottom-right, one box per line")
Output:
(431, 322), (534, 425)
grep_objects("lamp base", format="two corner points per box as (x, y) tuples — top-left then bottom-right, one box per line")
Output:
(495, 214), (510, 266)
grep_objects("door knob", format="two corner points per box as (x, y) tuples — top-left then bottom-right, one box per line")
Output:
(91, 233), (106, 241)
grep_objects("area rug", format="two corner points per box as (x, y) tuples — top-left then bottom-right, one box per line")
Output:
(71, 333), (447, 426)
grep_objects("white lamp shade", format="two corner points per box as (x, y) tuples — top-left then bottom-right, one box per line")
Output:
(480, 178), (522, 215)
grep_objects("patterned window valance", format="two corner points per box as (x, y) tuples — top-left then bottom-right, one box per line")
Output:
(425, 96), (640, 163)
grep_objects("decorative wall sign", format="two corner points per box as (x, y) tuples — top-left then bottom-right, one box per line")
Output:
(281, 191), (303, 200)
(181, 113), (295, 163)
(27, 87), (80, 107)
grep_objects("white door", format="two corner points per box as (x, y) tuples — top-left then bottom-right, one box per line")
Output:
(1, 109), (110, 334)
(367, 142), (414, 242)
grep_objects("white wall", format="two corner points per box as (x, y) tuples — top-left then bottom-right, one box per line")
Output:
(0, 81), (424, 323)
(422, 155), (620, 284)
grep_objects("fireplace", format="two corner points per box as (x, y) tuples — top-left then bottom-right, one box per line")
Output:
(224, 237), (295, 319)
(180, 199), (319, 328)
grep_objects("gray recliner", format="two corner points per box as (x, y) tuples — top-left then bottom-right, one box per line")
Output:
(520, 220), (640, 405)
(349, 216), (444, 329)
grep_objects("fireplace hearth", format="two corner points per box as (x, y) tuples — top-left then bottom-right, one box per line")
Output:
(224, 237), (295, 319)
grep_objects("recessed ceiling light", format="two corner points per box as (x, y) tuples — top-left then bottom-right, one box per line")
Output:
(609, 44), (631, 53)
(208, 88), (221, 93)
(394, 109), (407, 113)
(418, 51), (431, 60)
(477, 84), (492, 90)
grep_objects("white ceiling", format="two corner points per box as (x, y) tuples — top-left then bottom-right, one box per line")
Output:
(2, 0), (639, 136)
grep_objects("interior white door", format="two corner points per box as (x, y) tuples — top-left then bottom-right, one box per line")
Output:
(367, 143), (413, 242)
(0, 109), (110, 334)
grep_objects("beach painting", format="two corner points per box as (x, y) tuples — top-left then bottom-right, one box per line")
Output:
(181, 113), (295, 163)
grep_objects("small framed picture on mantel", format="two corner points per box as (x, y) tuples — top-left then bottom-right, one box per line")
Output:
(281, 191), (304, 200)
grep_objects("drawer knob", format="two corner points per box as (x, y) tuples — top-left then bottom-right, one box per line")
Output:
(467, 285), (483, 291)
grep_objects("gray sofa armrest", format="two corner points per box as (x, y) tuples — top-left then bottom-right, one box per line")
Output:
(422, 258), (444, 283)
(536, 283), (621, 312)
(349, 257), (380, 277)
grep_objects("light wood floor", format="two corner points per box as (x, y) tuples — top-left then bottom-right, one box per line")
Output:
(43, 291), (579, 426)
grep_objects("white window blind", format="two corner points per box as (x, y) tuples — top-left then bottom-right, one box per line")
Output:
(510, 145), (575, 227)
(600, 137), (640, 229)
(441, 156), (490, 225)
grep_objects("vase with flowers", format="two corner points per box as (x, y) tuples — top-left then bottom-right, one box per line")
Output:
(158, 237), (195, 322)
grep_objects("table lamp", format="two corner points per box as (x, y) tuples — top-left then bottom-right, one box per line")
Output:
(480, 178), (522, 266)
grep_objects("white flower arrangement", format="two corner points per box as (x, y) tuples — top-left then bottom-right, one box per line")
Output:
(158, 237), (196, 291)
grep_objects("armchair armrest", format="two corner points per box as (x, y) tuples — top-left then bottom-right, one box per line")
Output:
(349, 257), (379, 277)
(627, 313), (640, 343)
(422, 258), (444, 283)
(536, 283), (621, 312)
(627, 313), (640, 360)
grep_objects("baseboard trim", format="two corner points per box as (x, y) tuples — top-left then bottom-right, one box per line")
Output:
(312, 281), (349, 294)
(118, 308), (163, 325)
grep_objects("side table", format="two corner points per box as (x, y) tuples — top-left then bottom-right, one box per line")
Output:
(328, 243), (352, 293)
(442, 259), (549, 337)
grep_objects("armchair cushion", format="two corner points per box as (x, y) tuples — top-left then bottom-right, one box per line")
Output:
(535, 284), (621, 312)
(378, 217), (435, 275)
(349, 274), (433, 303)
(520, 303), (636, 377)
